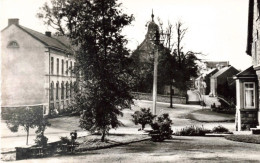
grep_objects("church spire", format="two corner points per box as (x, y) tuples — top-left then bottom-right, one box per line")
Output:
(151, 9), (154, 22)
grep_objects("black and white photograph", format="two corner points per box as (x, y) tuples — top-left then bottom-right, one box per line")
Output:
(1, 0), (260, 162)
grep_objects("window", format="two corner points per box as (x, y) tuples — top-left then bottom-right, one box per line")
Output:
(70, 61), (72, 76)
(50, 82), (54, 100)
(62, 60), (64, 75)
(51, 57), (54, 74)
(61, 82), (64, 99)
(56, 82), (59, 100)
(66, 82), (69, 98)
(7, 41), (19, 48)
(73, 62), (76, 76)
(244, 82), (255, 108)
(57, 58), (59, 75)
(70, 82), (73, 97)
(66, 61), (68, 75)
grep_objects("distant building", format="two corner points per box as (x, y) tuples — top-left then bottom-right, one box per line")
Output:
(1, 19), (76, 115)
(205, 61), (229, 70)
(235, 0), (260, 131)
(131, 13), (184, 95)
(195, 68), (218, 95)
(210, 66), (239, 98)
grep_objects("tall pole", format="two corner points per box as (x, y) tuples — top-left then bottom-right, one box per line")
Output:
(152, 45), (159, 115)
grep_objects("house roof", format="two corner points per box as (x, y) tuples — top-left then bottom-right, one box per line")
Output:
(246, 0), (254, 56)
(235, 66), (257, 78)
(16, 25), (73, 54)
(203, 68), (217, 77)
(211, 66), (238, 78)
(196, 68), (218, 80)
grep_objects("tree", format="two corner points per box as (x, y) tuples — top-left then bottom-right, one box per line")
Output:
(5, 106), (50, 145)
(132, 108), (156, 130)
(159, 20), (202, 106)
(38, 0), (134, 142)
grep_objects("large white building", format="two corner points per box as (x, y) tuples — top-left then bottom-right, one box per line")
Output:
(1, 19), (76, 115)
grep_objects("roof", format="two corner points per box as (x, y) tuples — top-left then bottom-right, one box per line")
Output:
(211, 66), (238, 78)
(235, 66), (257, 78)
(16, 25), (73, 54)
(196, 68), (217, 80)
(246, 0), (254, 56)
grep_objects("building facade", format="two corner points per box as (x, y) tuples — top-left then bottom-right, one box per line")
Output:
(1, 19), (76, 115)
(235, 0), (260, 131)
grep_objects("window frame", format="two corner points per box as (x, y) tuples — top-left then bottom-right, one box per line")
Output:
(51, 57), (54, 75)
(57, 58), (59, 75)
(243, 82), (256, 109)
(62, 59), (64, 75)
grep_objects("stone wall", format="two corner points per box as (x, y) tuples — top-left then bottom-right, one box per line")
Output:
(132, 92), (187, 104)
(240, 109), (258, 130)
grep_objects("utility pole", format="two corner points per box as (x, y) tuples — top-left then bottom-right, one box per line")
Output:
(152, 43), (159, 115)
(152, 30), (160, 115)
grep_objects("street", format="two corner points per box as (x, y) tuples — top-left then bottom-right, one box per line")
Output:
(13, 136), (260, 163)
(1, 100), (235, 152)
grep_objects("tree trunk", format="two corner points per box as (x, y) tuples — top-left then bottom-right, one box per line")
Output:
(141, 124), (145, 130)
(26, 127), (29, 145)
(170, 83), (173, 108)
(101, 129), (106, 142)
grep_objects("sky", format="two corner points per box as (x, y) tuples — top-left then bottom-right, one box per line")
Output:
(0, 0), (252, 70)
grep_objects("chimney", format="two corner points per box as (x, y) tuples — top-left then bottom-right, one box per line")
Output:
(8, 18), (19, 26)
(45, 31), (51, 37)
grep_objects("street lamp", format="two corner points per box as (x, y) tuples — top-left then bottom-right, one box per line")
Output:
(150, 30), (164, 115)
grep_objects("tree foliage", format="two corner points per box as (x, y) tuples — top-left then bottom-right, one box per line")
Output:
(38, 0), (134, 141)
(132, 108), (156, 130)
(5, 106), (50, 145)
(159, 20), (202, 94)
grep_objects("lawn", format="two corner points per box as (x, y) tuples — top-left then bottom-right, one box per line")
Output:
(187, 109), (235, 122)
(225, 135), (260, 144)
(76, 134), (149, 151)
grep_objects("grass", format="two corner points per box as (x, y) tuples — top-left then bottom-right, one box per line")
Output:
(225, 135), (260, 144)
(187, 109), (235, 122)
(76, 134), (149, 151)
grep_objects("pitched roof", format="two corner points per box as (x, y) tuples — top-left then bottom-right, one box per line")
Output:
(17, 25), (73, 54)
(235, 66), (257, 78)
(211, 66), (238, 78)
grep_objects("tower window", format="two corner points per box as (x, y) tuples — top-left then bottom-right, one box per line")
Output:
(7, 41), (19, 48)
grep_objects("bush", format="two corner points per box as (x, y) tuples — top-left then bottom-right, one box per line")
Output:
(149, 113), (173, 142)
(60, 136), (71, 145)
(175, 125), (210, 136)
(212, 125), (229, 133)
(35, 134), (48, 147)
(132, 108), (156, 130)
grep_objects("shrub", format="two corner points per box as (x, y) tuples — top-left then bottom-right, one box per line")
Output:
(212, 125), (229, 133)
(60, 136), (71, 145)
(149, 113), (173, 142)
(175, 125), (210, 136)
(132, 108), (156, 130)
(35, 134), (48, 147)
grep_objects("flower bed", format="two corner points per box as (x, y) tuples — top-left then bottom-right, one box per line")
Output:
(225, 135), (260, 144)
